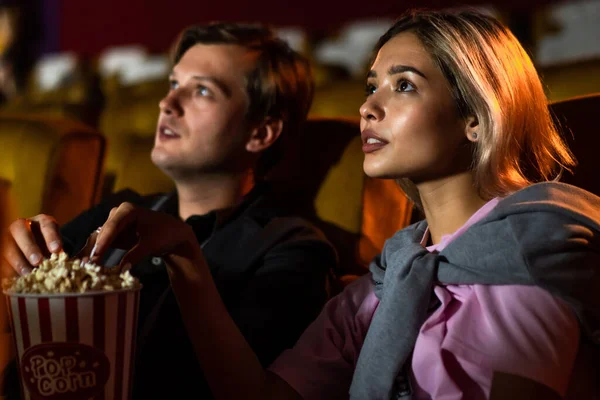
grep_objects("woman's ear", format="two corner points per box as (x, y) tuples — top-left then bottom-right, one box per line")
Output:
(246, 118), (283, 153)
(464, 115), (480, 143)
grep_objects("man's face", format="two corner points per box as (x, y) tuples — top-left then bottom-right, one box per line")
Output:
(152, 44), (257, 180)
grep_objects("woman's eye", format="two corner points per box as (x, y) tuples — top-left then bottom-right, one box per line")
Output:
(365, 84), (377, 96)
(397, 79), (416, 92)
(169, 80), (179, 90)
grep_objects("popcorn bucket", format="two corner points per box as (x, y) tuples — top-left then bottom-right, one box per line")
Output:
(4, 288), (141, 400)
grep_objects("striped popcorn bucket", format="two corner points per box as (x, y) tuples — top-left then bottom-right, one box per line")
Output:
(4, 288), (141, 400)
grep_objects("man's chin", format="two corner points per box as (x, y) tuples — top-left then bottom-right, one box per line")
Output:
(152, 159), (178, 175)
(151, 150), (177, 169)
(151, 154), (179, 175)
(151, 152), (233, 181)
(151, 159), (205, 182)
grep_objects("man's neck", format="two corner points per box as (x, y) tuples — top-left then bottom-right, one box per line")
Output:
(175, 171), (256, 221)
(418, 171), (488, 245)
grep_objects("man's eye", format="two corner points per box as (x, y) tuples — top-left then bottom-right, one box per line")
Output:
(196, 86), (211, 96)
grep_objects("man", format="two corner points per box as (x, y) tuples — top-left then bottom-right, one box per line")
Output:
(3, 23), (336, 398)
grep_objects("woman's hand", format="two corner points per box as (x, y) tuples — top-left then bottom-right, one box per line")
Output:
(92, 202), (205, 282)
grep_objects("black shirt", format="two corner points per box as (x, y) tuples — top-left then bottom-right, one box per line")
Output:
(4, 184), (336, 399)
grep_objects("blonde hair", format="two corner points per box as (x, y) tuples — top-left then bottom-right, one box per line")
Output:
(373, 9), (575, 207)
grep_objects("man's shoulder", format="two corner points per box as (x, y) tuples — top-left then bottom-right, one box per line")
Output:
(206, 194), (337, 279)
(208, 189), (336, 266)
(238, 191), (330, 246)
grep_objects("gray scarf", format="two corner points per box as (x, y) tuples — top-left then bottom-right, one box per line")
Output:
(349, 182), (600, 400)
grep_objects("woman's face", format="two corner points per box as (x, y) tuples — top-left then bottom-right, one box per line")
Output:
(360, 32), (472, 183)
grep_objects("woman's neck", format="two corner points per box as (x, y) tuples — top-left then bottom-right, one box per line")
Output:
(417, 171), (488, 245)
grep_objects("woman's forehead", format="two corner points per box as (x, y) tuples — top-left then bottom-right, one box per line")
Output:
(371, 33), (432, 72)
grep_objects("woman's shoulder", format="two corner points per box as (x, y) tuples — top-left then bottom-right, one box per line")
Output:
(441, 284), (580, 397)
(445, 284), (579, 343)
(497, 181), (600, 221)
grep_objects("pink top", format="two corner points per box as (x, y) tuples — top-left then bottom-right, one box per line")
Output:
(270, 198), (580, 399)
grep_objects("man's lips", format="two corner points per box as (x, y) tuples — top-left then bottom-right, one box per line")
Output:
(157, 124), (181, 141)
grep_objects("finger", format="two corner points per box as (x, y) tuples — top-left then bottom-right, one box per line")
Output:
(76, 229), (100, 259)
(9, 218), (44, 267)
(118, 242), (148, 273)
(2, 235), (33, 276)
(33, 214), (62, 254)
(94, 203), (137, 260)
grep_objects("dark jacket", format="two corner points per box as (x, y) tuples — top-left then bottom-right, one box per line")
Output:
(4, 184), (336, 399)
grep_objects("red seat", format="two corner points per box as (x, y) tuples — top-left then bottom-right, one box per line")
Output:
(550, 93), (600, 196)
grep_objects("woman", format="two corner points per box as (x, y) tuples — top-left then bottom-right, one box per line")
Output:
(93, 9), (600, 399)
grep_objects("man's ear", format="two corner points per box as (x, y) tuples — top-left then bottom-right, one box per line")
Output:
(464, 115), (480, 143)
(246, 118), (283, 153)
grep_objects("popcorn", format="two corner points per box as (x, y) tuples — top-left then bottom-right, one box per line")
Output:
(3, 252), (139, 294)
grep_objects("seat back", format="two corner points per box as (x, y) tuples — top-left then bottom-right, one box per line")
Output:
(549, 93), (600, 398)
(99, 79), (165, 194)
(111, 135), (173, 195)
(310, 80), (365, 118)
(0, 114), (105, 224)
(268, 117), (413, 281)
(549, 93), (600, 196)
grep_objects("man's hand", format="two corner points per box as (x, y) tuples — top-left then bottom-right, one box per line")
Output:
(94, 202), (204, 279)
(3, 215), (62, 276)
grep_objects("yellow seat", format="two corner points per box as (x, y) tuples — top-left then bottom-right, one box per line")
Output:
(1, 58), (105, 128)
(541, 60), (600, 102)
(112, 135), (173, 195)
(99, 79), (171, 194)
(0, 114), (105, 224)
(310, 80), (364, 118)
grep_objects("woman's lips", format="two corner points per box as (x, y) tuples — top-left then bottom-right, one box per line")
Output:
(361, 130), (388, 153)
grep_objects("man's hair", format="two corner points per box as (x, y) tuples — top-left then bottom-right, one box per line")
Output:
(372, 9), (575, 208)
(173, 23), (314, 177)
